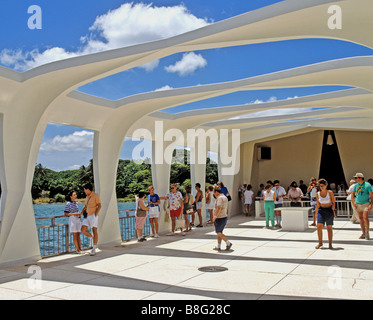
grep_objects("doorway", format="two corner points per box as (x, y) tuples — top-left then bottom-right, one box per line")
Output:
(319, 130), (347, 190)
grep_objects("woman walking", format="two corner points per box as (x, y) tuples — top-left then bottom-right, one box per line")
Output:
(135, 192), (149, 242)
(192, 183), (203, 227)
(263, 184), (276, 229)
(183, 186), (193, 232)
(315, 179), (336, 249)
(147, 185), (160, 238)
(64, 191), (82, 253)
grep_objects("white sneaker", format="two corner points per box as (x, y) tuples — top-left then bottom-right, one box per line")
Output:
(166, 232), (175, 236)
(154, 234), (159, 238)
(90, 248), (96, 256)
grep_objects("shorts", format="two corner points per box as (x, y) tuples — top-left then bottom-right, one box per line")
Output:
(214, 217), (228, 233)
(317, 207), (334, 226)
(356, 203), (370, 213)
(196, 202), (202, 210)
(69, 216), (81, 233)
(135, 216), (147, 230)
(148, 206), (160, 218)
(170, 207), (182, 219)
(82, 214), (98, 229)
(274, 203), (283, 209)
(310, 197), (317, 213)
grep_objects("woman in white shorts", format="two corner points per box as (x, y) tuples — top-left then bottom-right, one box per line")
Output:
(147, 185), (160, 238)
(206, 185), (215, 223)
(64, 191), (82, 253)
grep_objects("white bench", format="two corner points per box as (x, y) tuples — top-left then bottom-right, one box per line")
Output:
(278, 207), (311, 231)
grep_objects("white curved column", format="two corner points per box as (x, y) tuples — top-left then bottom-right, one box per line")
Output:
(151, 140), (172, 234)
(190, 141), (208, 225)
(92, 130), (123, 247)
(0, 114), (49, 265)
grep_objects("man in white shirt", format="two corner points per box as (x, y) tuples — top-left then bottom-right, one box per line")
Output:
(272, 180), (286, 228)
(347, 179), (359, 224)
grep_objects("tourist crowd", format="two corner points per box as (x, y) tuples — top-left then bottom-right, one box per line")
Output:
(63, 173), (372, 255)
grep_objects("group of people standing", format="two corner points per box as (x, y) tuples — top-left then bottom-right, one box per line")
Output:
(253, 173), (372, 249)
(64, 183), (101, 256)
(64, 172), (372, 255)
(134, 182), (232, 251)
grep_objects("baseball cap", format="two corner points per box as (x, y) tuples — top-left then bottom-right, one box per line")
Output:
(354, 173), (364, 178)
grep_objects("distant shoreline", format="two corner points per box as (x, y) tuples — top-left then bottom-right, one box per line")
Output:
(33, 197), (136, 205)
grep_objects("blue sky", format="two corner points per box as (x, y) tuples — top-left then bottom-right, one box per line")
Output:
(1, 0), (372, 171)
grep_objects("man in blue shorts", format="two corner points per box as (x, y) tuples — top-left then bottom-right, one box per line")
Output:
(212, 187), (232, 251)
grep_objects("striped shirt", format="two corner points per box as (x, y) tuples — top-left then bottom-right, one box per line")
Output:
(64, 201), (79, 214)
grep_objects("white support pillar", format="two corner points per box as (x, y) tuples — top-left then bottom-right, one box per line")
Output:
(217, 131), (241, 217)
(190, 144), (207, 225)
(151, 140), (172, 234)
(92, 129), (123, 247)
(0, 113), (48, 266)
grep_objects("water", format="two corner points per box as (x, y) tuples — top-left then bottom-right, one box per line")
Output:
(34, 202), (210, 256)
(34, 202), (136, 226)
(34, 202), (138, 256)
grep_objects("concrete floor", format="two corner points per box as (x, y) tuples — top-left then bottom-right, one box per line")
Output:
(0, 215), (372, 300)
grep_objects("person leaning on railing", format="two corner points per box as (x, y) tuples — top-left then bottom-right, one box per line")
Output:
(287, 181), (303, 207)
(80, 183), (101, 256)
(64, 190), (82, 254)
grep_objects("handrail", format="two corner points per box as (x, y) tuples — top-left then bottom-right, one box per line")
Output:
(36, 208), (142, 258)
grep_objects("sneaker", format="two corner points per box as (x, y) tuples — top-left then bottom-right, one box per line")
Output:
(359, 234), (366, 239)
(154, 234), (159, 238)
(166, 232), (175, 236)
(90, 248), (96, 256)
(213, 247), (221, 251)
(226, 242), (233, 251)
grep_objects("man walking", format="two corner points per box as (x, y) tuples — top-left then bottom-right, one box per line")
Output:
(81, 183), (102, 255)
(212, 186), (232, 251)
(351, 173), (373, 240)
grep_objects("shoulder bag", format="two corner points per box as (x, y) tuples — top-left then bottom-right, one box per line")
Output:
(136, 200), (147, 217)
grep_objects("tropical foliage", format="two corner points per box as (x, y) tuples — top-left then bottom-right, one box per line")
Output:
(31, 151), (218, 202)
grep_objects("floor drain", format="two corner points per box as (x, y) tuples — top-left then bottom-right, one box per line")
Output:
(198, 266), (228, 273)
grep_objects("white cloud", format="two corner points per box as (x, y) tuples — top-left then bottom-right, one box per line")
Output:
(165, 52), (207, 76)
(1, 3), (211, 71)
(154, 85), (174, 91)
(40, 130), (94, 152)
(66, 164), (81, 170)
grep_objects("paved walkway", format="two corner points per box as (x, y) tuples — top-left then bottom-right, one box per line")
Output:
(0, 215), (372, 300)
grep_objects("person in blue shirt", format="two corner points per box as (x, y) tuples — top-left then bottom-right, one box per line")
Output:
(351, 173), (373, 240)
(147, 185), (160, 238)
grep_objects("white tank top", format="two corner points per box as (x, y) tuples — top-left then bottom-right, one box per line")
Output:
(318, 191), (331, 204)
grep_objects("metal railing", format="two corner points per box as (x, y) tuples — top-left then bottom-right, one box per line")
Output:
(36, 209), (151, 258)
(254, 196), (355, 218)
